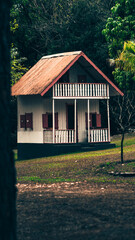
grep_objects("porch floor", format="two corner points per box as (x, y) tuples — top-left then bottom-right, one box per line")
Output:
(18, 142), (115, 160)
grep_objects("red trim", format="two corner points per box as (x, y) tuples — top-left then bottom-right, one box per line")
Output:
(41, 51), (124, 97)
(81, 52), (124, 96)
(41, 53), (82, 96)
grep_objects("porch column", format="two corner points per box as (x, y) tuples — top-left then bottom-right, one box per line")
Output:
(107, 99), (110, 142)
(74, 99), (77, 143)
(88, 99), (90, 142)
(52, 98), (55, 143)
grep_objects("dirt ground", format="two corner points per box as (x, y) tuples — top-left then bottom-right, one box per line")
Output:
(17, 182), (135, 240)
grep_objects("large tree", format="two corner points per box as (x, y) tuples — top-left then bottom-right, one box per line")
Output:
(0, 0), (17, 239)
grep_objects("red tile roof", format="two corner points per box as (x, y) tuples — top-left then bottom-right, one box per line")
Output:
(11, 51), (123, 96)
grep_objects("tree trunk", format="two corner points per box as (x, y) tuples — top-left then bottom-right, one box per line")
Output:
(0, 1), (17, 239)
(121, 133), (125, 164)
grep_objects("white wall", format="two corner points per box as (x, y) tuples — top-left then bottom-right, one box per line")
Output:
(18, 95), (44, 143)
(18, 95), (99, 144)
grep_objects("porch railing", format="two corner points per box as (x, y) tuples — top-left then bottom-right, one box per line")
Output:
(56, 130), (74, 143)
(90, 128), (108, 142)
(43, 129), (74, 143)
(54, 83), (108, 98)
(43, 129), (108, 143)
(43, 130), (53, 143)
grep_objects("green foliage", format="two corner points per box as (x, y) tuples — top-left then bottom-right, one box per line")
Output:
(10, 0), (112, 73)
(103, 0), (135, 58)
(10, 19), (18, 33)
(115, 41), (135, 73)
(10, 14), (28, 85)
(112, 68), (134, 90)
(112, 41), (135, 90)
(103, 0), (135, 90)
(11, 45), (28, 86)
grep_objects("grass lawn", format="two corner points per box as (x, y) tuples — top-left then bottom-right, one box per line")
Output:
(16, 133), (135, 240)
(15, 133), (135, 185)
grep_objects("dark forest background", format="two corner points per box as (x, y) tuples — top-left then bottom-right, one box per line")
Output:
(10, 0), (135, 148)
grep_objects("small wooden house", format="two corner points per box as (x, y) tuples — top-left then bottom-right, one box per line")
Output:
(12, 51), (123, 159)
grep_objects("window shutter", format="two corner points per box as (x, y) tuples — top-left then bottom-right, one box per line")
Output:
(20, 115), (26, 128)
(42, 113), (48, 128)
(26, 113), (33, 129)
(96, 114), (101, 128)
(55, 112), (58, 129)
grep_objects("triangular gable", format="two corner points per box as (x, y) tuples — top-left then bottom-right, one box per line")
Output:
(41, 52), (123, 97)
(11, 51), (123, 96)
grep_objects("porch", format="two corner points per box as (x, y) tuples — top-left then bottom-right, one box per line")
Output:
(43, 85), (110, 144)
(43, 128), (109, 144)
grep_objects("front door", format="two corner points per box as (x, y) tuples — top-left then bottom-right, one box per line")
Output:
(67, 104), (74, 129)
(66, 104), (78, 143)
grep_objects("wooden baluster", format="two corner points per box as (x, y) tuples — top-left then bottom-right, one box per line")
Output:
(91, 130), (93, 142)
(88, 84), (89, 97)
(78, 84), (79, 97)
(66, 130), (68, 143)
(101, 129), (102, 142)
(85, 84), (87, 96)
(72, 130), (74, 143)
(95, 85), (97, 96)
(80, 84), (82, 96)
(59, 84), (61, 97)
(73, 84), (74, 97)
(98, 84), (99, 96)
(57, 84), (58, 97)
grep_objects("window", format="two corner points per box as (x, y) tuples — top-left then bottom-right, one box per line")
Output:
(42, 113), (58, 129)
(85, 113), (101, 129)
(48, 113), (52, 128)
(20, 113), (33, 129)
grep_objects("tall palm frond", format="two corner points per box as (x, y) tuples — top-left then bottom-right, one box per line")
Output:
(116, 41), (135, 73)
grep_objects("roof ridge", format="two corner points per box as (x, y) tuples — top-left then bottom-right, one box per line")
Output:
(41, 51), (82, 59)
